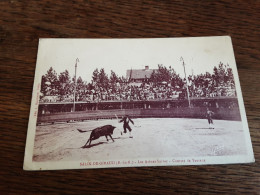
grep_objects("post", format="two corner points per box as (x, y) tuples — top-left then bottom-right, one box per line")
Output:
(73, 58), (79, 112)
(180, 57), (191, 108)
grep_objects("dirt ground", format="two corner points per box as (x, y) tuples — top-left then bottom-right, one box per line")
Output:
(33, 118), (247, 162)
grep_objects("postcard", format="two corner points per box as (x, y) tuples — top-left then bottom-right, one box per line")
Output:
(23, 36), (254, 170)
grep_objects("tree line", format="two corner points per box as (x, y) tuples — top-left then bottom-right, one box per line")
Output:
(41, 67), (127, 98)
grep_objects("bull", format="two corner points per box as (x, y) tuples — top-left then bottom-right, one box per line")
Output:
(77, 125), (116, 147)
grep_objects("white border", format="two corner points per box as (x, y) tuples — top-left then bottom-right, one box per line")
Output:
(23, 36), (255, 170)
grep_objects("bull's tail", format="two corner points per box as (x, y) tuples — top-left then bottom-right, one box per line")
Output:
(77, 129), (92, 133)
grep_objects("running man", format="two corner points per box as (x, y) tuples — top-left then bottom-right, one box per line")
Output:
(119, 115), (134, 138)
(206, 108), (214, 129)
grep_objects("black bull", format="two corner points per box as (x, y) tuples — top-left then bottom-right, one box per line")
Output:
(77, 125), (116, 147)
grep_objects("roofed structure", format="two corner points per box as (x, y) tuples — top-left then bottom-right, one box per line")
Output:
(126, 66), (157, 82)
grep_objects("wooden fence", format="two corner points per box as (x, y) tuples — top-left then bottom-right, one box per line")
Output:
(37, 107), (241, 125)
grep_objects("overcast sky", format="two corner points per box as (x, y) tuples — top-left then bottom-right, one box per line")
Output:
(36, 36), (237, 82)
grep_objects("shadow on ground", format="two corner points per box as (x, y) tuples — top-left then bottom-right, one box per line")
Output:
(81, 142), (107, 149)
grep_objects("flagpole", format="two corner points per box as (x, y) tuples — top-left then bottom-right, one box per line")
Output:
(73, 58), (79, 112)
(180, 57), (191, 108)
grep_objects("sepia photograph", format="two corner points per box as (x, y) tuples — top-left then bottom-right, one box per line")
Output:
(24, 36), (254, 170)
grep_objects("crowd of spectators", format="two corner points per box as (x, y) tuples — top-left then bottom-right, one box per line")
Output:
(40, 72), (236, 103)
(77, 83), (181, 102)
(187, 73), (236, 98)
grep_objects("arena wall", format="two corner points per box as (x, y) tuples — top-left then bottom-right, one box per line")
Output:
(37, 107), (241, 125)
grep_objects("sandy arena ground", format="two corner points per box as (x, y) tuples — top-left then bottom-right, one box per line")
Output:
(33, 118), (247, 162)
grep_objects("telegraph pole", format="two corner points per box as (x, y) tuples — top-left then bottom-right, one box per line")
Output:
(180, 57), (191, 108)
(73, 58), (79, 112)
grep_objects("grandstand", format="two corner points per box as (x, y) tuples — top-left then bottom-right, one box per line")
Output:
(38, 63), (240, 124)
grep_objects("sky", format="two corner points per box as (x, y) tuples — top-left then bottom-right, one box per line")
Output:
(36, 36), (237, 82)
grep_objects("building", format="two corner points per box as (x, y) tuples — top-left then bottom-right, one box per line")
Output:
(126, 66), (156, 84)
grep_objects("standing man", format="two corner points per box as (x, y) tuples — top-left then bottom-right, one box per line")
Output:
(206, 107), (214, 129)
(119, 115), (134, 138)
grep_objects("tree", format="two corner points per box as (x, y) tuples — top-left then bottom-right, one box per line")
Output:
(91, 68), (109, 89)
(150, 64), (172, 85)
(76, 76), (84, 91)
(76, 76), (86, 101)
(98, 68), (109, 89)
(41, 67), (58, 96)
(41, 75), (47, 96)
(213, 66), (219, 87)
(86, 83), (94, 91)
(58, 70), (71, 98)
(92, 68), (99, 84)
(226, 64), (234, 85)
(169, 66), (177, 78)
(218, 62), (226, 84)
(110, 70), (119, 84)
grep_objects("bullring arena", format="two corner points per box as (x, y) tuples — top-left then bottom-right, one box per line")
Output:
(33, 116), (247, 162)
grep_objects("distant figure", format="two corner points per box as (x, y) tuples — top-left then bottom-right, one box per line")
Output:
(206, 108), (214, 129)
(119, 115), (134, 138)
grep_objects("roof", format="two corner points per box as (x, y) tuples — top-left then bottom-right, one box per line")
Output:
(126, 69), (157, 79)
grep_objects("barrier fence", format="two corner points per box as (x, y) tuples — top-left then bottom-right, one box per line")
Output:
(37, 107), (241, 125)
